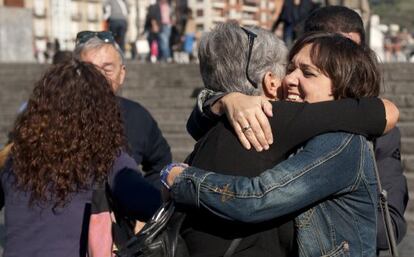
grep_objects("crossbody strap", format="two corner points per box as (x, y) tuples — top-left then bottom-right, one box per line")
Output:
(223, 238), (242, 257)
(368, 142), (399, 257)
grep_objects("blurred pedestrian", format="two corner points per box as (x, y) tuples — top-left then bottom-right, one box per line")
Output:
(145, 2), (161, 62)
(104, 0), (129, 52)
(274, 0), (316, 47)
(271, 0), (285, 32)
(144, 0), (173, 62)
(182, 7), (196, 63)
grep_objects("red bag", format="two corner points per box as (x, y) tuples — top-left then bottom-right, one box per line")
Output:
(150, 40), (158, 58)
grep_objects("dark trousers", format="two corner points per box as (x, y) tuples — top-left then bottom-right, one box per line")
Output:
(109, 18), (128, 52)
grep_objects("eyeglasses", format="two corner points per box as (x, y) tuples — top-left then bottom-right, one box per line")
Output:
(241, 27), (258, 88)
(75, 31), (115, 45)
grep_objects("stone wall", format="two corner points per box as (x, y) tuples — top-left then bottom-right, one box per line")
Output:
(0, 7), (35, 62)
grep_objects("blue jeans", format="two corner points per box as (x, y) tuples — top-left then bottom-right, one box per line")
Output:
(172, 133), (378, 257)
(159, 24), (171, 60)
(109, 19), (127, 52)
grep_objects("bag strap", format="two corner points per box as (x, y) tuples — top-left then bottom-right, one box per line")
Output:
(368, 142), (399, 257)
(223, 238), (242, 257)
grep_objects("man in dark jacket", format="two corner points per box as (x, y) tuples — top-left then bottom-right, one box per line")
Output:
(74, 31), (172, 188)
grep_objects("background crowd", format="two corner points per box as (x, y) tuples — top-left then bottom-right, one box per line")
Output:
(33, 0), (414, 65)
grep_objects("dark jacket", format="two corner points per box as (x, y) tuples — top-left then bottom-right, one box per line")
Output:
(144, 4), (162, 32)
(375, 127), (408, 249)
(278, 0), (315, 25)
(184, 118), (295, 257)
(118, 97), (172, 188)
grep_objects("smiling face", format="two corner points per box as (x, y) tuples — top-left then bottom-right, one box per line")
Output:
(80, 44), (126, 92)
(283, 44), (334, 103)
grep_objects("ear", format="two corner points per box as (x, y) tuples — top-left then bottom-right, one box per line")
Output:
(262, 72), (281, 100)
(119, 65), (126, 86)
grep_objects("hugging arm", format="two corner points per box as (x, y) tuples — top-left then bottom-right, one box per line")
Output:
(108, 154), (162, 221)
(273, 98), (387, 154)
(186, 89), (227, 140)
(187, 89), (399, 150)
(171, 133), (365, 222)
(110, 167), (162, 221)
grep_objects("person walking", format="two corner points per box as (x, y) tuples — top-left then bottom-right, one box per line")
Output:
(104, 0), (129, 52)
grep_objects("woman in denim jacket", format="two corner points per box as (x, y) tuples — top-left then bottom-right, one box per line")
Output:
(163, 33), (399, 257)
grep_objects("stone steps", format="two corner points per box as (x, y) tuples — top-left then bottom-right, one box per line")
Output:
(393, 108), (414, 122)
(405, 173), (414, 230)
(402, 155), (414, 173)
(401, 138), (414, 155)
(398, 122), (414, 137)
(163, 133), (196, 149)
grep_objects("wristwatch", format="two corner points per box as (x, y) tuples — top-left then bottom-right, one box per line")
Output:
(160, 163), (187, 190)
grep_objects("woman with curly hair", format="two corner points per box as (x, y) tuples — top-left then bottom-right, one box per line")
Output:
(1, 61), (161, 256)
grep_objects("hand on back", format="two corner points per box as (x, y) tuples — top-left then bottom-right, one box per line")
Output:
(217, 92), (274, 151)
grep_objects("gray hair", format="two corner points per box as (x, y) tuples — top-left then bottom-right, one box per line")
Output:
(198, 22), (287, 95)
(73, 37), (125, 65)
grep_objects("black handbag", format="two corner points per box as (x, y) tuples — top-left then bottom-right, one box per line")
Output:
(114, 201), (190, 257)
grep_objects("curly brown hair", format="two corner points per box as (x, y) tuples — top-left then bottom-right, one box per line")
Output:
(11, 60), (125, 207)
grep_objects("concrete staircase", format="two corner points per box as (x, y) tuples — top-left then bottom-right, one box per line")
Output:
(120, 63), (202, 162)
(0, 63), (413, 255)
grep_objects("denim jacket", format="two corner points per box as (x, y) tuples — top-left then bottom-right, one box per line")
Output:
(171, 133), (378, 257)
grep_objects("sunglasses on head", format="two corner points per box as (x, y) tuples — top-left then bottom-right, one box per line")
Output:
(241, 27), (258, 88)
(75, 31), (115, 45)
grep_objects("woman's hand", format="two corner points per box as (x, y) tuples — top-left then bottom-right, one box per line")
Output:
(381, 98), (399, 133)
(160, 163), (187, 201)
(167, 166), (186, 187)
(161, 163), (188, 189)
(213, 92), (274, 151)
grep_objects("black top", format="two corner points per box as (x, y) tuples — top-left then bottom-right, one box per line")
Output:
(1, 152), (161, 257)
(182, 98), (385, 257)
(119, 97), (172, 188)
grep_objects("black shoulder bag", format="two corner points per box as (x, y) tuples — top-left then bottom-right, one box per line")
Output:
(114, 201), (190, 257)
(113, 200), (243, 257)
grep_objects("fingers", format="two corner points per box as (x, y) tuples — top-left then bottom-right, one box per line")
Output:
(256, 110), (273, 145)
(246, 115), (268, 151)
(231, 112), (265, 152)
(260, 99), (273, 144)
(223, 94), (273, 151)
(232, 120), (252, 150)
(262, 99), (273, 117)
